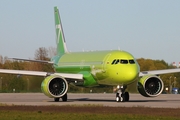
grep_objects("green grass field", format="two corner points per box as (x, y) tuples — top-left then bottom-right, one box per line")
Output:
(0, 105), (179, 120)
(0, 111), (178, 120)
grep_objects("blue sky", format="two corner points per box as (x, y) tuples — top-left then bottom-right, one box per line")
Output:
(0, 1), (180, 64)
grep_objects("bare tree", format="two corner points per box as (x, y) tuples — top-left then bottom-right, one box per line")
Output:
(48, 46), (56, 58)
(0, 55), (3, 68)
(33, 47), (54, 72)
(34, 47), (49, 60)
(0, 55), (3, 64)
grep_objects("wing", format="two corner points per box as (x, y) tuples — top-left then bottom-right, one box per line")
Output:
(0, 69), (83, 80)
(9, 58), (54, 64)
(139, 68), (180, 77)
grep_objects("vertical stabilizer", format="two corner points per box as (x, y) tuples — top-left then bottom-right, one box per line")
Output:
(54, 7), (68, 55)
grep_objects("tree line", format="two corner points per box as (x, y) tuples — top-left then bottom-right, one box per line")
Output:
(0, 47), (179, 93)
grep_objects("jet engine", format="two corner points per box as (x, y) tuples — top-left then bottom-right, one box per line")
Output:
(137, 75), (164, 97)
(41, 75), (68, 98)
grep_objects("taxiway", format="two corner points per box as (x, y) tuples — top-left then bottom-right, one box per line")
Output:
(0, 93), (179, 108)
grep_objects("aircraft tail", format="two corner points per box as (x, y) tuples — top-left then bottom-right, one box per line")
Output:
(54, 7), (68, 55)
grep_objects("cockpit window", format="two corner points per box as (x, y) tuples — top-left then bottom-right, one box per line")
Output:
(129, 59), (135, 64)
(111, 59), (116, 64)
(120, 59), (128, 64)
(115, 59), (120, 64)
(111, 59), (135, 65)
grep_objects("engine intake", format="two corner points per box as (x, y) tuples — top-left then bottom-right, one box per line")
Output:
(138, 75), (164, 97)
(41, 75), (68, 98)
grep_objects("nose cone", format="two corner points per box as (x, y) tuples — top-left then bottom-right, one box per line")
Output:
(111, 65), (139, 84)
(124, 67), (139, 82)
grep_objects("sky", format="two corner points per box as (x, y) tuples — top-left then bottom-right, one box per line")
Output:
(0, 0), (180, 64)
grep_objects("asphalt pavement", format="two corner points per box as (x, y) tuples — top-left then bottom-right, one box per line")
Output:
(0, 93), (179, 108)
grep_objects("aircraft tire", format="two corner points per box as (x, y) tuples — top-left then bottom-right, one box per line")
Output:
(124, 92), (129, 101)
(62, 93), (67, 102)
(116, 96), (120, 102)
(54, 98), (60, 102)
(120, 94), (125, 102)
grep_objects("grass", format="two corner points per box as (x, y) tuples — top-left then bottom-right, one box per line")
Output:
(0, 104), (179, 120)
(0, 111), (178, 120)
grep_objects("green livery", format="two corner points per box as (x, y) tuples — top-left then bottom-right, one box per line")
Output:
(54, 7), (68, 55)
(52, 50), (139, 86)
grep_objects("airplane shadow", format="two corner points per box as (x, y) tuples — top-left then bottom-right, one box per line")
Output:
(128, 100), (167, 102)
(47, 98), (168, 103)
(47, 98), (114, 102)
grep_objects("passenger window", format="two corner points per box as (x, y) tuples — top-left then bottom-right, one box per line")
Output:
(111, 59), (116, 64)
(129, 59), (135, 64)
(120, 59), (128, 64)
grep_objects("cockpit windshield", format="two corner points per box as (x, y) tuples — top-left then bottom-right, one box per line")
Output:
(111, 59), (135, 64)
(129, 59), (135, 64)
(120, 59), (128, 64)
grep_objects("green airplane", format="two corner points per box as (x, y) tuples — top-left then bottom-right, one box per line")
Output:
(1, 6), (180, 102)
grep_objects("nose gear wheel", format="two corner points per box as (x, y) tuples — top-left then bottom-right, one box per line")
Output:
(115, 85), (129, 102)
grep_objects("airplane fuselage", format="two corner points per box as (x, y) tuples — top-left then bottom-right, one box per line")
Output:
(52, 50), (140, 86)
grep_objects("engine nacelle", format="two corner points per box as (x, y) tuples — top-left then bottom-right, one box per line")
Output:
(41, 75), (68, 98)
(137, 75), (164, 97)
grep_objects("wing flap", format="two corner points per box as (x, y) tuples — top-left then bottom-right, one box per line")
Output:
(0, 69), (47, 76)
(9, 58), (54, 64)
(139, 68), (180, 77)
(0, 69), (83, 80)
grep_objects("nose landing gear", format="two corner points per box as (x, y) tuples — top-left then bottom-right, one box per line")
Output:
(115, 85), (129, 102)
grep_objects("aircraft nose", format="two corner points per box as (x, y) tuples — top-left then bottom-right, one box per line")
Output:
(126, 68), (139, 80)
(118, 66), (139, 83)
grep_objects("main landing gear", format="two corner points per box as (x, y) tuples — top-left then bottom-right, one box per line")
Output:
(115, 85), (129, 102)
(54, 93), (67, 102)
